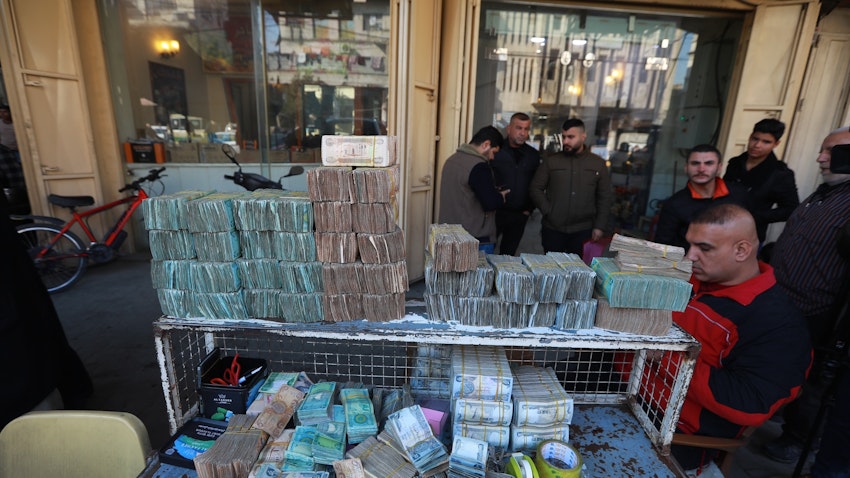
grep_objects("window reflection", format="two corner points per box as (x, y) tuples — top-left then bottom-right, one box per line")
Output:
(475, 3), (742, 237)
(112, 0), (389, 164)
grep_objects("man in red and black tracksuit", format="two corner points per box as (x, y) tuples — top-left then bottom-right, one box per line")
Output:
(671, 203), (812, 472)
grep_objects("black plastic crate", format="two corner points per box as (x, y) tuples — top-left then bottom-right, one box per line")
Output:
(158, 416), (228, 469)
(197, 347), (268, 419)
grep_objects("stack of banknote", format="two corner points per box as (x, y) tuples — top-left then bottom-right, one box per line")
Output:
(553, 299), (598, 330)
(610, 234), (692, 281)
(232, 190), (313, 233)
(313, 202), (353, 232)
(186, 192), (245, 233)
(194, 414), (268, 478)
(592, 257), (691, 311)
(150, 259), (193, 290)
(322, 294), (364, 322)
(487, 255), (537, 306)
(410, 345), (452, 399)
(333, 458), (366, 478)
(297, 382), (337, 425)
(307, 167), (354, 203)
(283, 426), (317, 470)
(509, 366), (573, 452)
(193, 231), (242, 262)
(191, 261), (241, 293)
(427, 224), (479, 272)
(311, 420), (346, 465)
(350, 166), (399, 205)
(386, 405), (450, 476)
(149, 229), (196, 260)
(315, 232), (359, 263)
(452, 396), (512, 449)
(192, 291), (249, 319)
(424, 251), (494, 298)
(345, 435), (417, 478)
(448, 436), (489, 478)
(142, 189), (213, 231)
(236, 259), (282, 290)
(249, 428), (294, 476)
(340, 388), (379, 443)
(520, 254), (572, 303)
(253, 385), (306, 437)
(546, 252), (596, 300)
(351, 203), (396, 234)
(450, 346), (513, 402)
(594, 297), (672, 336)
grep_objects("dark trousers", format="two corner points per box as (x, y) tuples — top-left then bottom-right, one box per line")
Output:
(810, 367), (850, 477)
(496, 210), (529, 256)
(541, 226), (591, 256)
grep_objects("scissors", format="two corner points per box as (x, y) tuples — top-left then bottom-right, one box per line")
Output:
(210, 353), (241, 386)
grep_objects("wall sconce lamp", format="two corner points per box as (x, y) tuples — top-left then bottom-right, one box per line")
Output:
(158, 40), (180, 59)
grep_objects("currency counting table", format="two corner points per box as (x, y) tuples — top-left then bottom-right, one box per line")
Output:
(152, 313), (699, 476)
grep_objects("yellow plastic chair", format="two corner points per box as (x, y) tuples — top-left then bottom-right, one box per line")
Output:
(0, 410), (152, 478)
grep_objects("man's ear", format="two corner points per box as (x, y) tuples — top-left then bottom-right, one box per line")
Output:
(734, 239), (754, 262)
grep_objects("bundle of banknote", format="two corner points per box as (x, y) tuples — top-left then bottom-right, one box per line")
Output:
(279, 293), (324, 323)
(298, 382), (337, 425)
(253, 385), (306, 437)
(553, 299), (597, 330)
(592, 257), (692, 311)
(352, 203), (397, 234)
(545, 252), (596, 300)
(283, 426), (317, 470)
(190, 261), (242, 293)
(451, 346), (513, 402)
(322, 263), (363, 294)
(315, 232), (359, 263)
(149, 229), (196, 260)
(142, 190), (214, 231)
(386, 405), (450, 475)
(193, 231), (241, 262)
(186, 192), (246, 233)
(156, 288), (192, 317)
(362, 293), (406, 321)
(250, 467), (329, 478)
(345, 435), (417, 478)
(307, 167), (354, 203)
(311, 420), (346, 465)
(454, 398), (513, 427)
(357, 228), (406, 264)
(451, 422), (510, 449)
(511, 366), (573, 427)
(609, 233), (686, 261)
(237, 259), (283, 290)
(260, 372), (300, 395)
(150, 259), (193, 290)
(448, 436), (489, 478)
(238, 231), (277, 260)
(232, 190), (313, 233)
(350, 166), (399, 204)
(340, 388), (379, 443)
(527, 303), (557, 327)
(519, 254), (571, 303)
(192, 291), (249, 319)
(486, 256), (536, 305)
(594, 297), (672, 336)
(333, 458), (366, 478)
(239, 230), (316, 262)
(322, 294), (364, 322)
(424, 251), (494, 297)
(195, 414), (268, 478)
(252, 428), (294, 472)
(280, 261), (324, 293)
(362, 262), (409, 295)
(313, 201), (353, 233)
(615, 254), (693, 281)
(410, 346), (452, 399)
(508, 423), (570, 452)
(427, 224), (479, 272)
(244, 289), (283, 318)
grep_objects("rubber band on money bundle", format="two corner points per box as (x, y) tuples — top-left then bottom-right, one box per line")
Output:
(533, 440), (582, 478)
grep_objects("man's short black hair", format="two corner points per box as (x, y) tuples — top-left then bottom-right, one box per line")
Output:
(470, 125), (504, 149)
(692, 203), (752, 227)
(689, 143), (722, 162)
(510, 112), (531, 123)
(561, 118), (585, 132)
(752, 118), (785, 141)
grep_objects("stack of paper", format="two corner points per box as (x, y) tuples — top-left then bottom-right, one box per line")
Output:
(509, 366), (573, 452)
(546, 252), (596, 300)
(448, 436), (489, 478)
(357, 228), (406, 264)
(451, 346), (512, 402)
(424, 252), (494, 298)
(386, 405), (450, 476)
(345, 435), (417, 478)
(306, 167), (354, 203)
(297, 382), (336, 425)
(610, 234), (692, 281)
(594, 297), (672, 336)
(282, 426), (316, 470)
(313, 202), (352, 232)
(194, 414), (267, 478)
(427, 224), (479, 272)
(592, 257), (691, 311)
(340, 388), (378, 443)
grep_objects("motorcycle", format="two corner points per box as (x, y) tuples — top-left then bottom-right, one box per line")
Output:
(222, 143), (304, 191)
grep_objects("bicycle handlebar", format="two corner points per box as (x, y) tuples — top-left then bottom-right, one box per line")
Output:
(120, 167), (167, 192)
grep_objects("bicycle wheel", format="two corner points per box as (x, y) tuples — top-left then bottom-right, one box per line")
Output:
(16, 222), (87, 293)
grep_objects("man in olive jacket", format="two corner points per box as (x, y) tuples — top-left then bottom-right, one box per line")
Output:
(529, 118), (612, 254)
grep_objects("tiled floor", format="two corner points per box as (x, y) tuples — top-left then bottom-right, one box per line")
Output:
(45, 211), (816, 476)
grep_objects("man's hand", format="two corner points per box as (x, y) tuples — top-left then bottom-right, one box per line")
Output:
(591, 228), (604, 241)
(499, 188), (511, 202)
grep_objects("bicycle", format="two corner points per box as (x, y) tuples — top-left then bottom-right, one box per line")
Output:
(15, 167), (166, 293)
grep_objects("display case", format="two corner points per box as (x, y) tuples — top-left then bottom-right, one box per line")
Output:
(153, 315), (700, 476)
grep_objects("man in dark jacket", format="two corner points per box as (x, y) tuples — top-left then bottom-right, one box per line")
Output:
(671, 204), (811, 473)
(529, 118), (612, 255)
(438, 126), (508, 244)
(492, 113), (539, 256)
(723, 118), (799, 243)
(655, 144), (749, 249)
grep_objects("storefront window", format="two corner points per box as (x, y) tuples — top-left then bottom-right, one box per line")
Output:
(106, 0), (389, 165)
(475, 3), (743, 237)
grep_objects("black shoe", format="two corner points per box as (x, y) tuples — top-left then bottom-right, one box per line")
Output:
(762, 436), (804, 464)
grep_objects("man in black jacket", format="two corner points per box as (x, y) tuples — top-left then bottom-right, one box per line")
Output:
(723, 118), (799, 244)
(655, 144), (749, 249)
(491, 113), (540, 256)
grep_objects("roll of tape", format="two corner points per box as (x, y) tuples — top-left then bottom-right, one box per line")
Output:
(534, 440), (582, 478)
